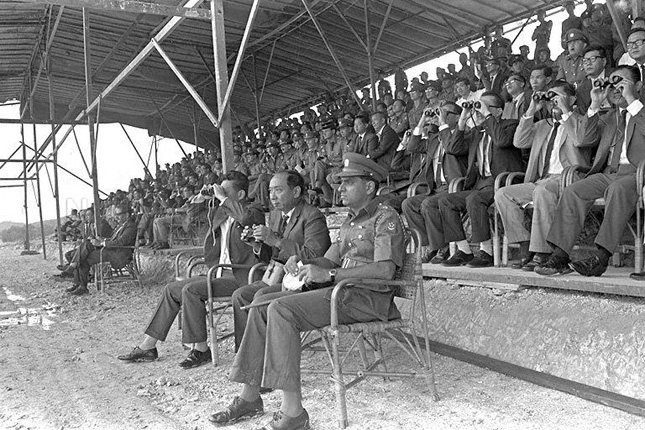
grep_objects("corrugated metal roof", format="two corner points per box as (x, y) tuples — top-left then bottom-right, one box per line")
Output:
(0, 0), (561, 147)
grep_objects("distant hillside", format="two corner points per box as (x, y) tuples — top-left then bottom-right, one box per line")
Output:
(0, 219), (59, 243)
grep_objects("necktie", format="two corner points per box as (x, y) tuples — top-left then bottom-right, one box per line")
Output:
(277, 214), (289, 237)
(541, 121), (560, 178)
(609, 110), (628, 173)
(435, 144), (444, 186)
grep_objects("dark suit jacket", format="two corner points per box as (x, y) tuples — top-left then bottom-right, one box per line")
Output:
(406, 129), (467, 191)
(445, 116), (524, 189)
(370, 124), (400, 169)
(259, 200), (331, 264)
(575, 69), (613, 114)
(203, 198), (265, 285)
(103, 219), (137, 269)
(350, 131), (378, 157)
(582, 106), (645, 176)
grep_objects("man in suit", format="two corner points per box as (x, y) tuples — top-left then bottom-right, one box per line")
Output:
(66, 205), (137, 296)
(538, 65), (645, 276)
(348, 113), (377, 157)
(401, 102), (468, 262)
(209, 154), (404, 430)
(117, 172), (265, 367)
(435, 91), (524, 267)
(576, 45), (611, 114)
(369, 111), (400, 169)
(479, 58), (509, 99)
(231, 170), (331, 350)
(495, 80), (596, 271)
(502, 73), (530, 120)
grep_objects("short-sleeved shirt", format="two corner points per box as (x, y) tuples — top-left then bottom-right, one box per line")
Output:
(324, 199), (405, 270)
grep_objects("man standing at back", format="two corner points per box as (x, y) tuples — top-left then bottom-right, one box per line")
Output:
(231, 170), (331, 349)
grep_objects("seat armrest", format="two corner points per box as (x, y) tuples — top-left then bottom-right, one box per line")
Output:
(505, 172), (525, 187)
(407, 182), (428, 197)
(249, 263), (268, 284)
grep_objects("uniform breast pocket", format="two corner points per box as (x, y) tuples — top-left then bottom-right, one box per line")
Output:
(350, 227), (375, 257)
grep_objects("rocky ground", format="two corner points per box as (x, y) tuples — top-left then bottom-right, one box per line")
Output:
(1, 240), (644, 430)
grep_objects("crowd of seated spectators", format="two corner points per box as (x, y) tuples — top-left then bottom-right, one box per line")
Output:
(60, 1), (645, 281)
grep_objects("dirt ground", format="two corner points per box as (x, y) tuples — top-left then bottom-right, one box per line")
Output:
(1, 241), (645, 430)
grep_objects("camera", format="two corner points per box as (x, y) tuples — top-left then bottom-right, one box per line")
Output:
(461, 101), (481, 109)
(593, 75), (623, 90)
(532, 91), (556, 102)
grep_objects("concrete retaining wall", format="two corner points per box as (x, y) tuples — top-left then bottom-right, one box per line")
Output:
(408, 280), (645, 400)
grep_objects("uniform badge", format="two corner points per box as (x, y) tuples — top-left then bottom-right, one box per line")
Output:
(387, 222), (395, 230)
(344, 159), (350, 167)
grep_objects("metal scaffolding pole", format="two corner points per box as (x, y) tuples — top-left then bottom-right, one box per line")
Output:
(364, 0), (377, 112)
(211, 0), (233, 172)
(20, 124), (37, 256)
(32, 122), (47, 259)
(84, 8), (101, 232)
(49, 68), (64, 264)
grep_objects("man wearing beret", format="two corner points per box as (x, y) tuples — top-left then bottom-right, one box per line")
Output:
(556, 28), (589, 87)
(209, 154), (405, 430)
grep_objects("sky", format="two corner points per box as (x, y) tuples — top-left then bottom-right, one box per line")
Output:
(0, 2), (585, 224)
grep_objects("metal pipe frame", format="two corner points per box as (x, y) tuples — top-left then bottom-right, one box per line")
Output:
(20, 124), (32, 252)
(152, 39), (220, 128)
(119, 122), (155, 179)
(364, 0), (377, 112)
(216, 0), (262, 125)
(48, 64), (64, 264)
(211, 0), (233, 172)
(302, 0), (363, 108)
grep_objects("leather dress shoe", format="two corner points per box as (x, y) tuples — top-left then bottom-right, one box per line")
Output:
(57, 264), (69, 271)
(70, 285), (89, 296)
(467, 250), (494, 268)
(65, 284), (80, 293)
(511, 254), (535, 270)
(209, 396), (264, 425)
(256, 410), (310, 430)
(421, 249), (438, 264)
(535, 255), (572, 276)
(117, 346), (159, 362)
(429, 247), (450, 264)
(442, 250), (474, 266)
(629, 271), (645, 280)
(155, 242), (170, 250)
(179, 348), (211, 369)
(569, 255), (607, 277)
(521, 254), (550, 272)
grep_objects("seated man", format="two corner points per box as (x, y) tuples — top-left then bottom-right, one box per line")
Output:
(209, 154), (405, 430)
(538, 65), (645, 276)
(401, 102), (467, 262)
(428, 92), (524, 267)
(150, 184), (204, 250)
(66, 205), (137, 296)
(231, 170), (331, 350)
(117, 172), (265, 367)
(495, 80), (596, 271)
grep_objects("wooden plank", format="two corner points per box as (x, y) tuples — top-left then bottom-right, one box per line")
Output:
(423, 264), (645, 298)
(16, 0), (211, 20)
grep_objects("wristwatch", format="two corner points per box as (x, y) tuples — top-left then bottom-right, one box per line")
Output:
(329, 269), (337, 283)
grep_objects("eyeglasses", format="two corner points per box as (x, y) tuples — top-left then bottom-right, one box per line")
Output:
(504, 78), (522, 86)
(582, 55), (603, 64)
(627, 39), (645, 49)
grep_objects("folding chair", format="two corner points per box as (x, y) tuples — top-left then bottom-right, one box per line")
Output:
(301, 228), (439, 429)
(96, 240), (143, 292)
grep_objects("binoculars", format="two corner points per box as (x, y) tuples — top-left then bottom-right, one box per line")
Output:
(200, 184), (215, 196)
(593, 75), (623, 90)
(532, 91), (557, 102)
(461, 101), (481, 109)
(424, 108), (440, 117)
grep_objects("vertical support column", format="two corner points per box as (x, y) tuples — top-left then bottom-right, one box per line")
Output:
(364, 0), (377, 112)
(49, 68), (64, 264)
(632, 0), (640, 19)
(211, 0), (233, 172)
(83, 8), (101, 232)
(32, 122), (47, 259)
(20, 123), (34, 255)
(252, 54), (262, 139)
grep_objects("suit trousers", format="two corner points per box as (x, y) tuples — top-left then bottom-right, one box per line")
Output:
(231, 280), (276, 350)
(494, 176), (561, 253)
(144, 273), (241, 344)
(401, 185), (448, 249)
(547, 171), (638, 254)
(229, 287), (377, 392)
(438, 182), (494, 243)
